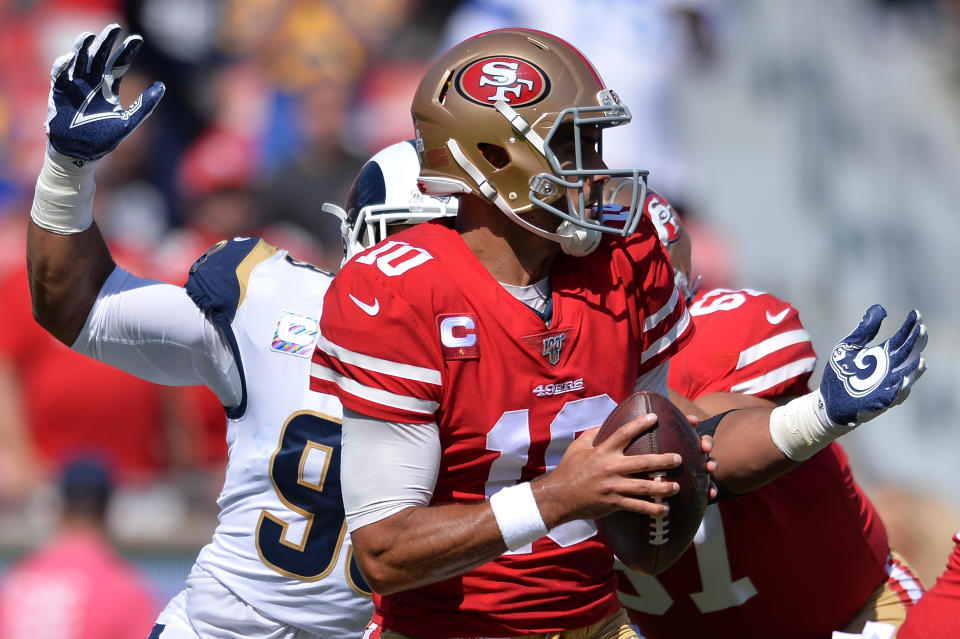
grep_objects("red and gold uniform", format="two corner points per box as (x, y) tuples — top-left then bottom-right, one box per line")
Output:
(899, 531), (960, 639)
(617, 287), (922, 638)
(311, 217), (692, 638)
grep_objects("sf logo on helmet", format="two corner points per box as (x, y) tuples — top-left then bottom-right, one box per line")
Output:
(457, 56), (549, 107)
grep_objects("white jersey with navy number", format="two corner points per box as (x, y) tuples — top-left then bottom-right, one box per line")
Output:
(74, 237), (371, 637)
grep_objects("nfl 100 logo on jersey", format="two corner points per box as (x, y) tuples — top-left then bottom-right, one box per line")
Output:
(271, 311), (320, 357)
(521, 329), (573, 367)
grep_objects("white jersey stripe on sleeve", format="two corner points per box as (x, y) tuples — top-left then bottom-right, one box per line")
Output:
(643, 286), (680, 332)
(641, 307), (691, 363)
(316, 333), (441, 385)
(311, 362), (440, 415)
(729, 357), (817, 395)
(886, 554), (924, 604)
(736, 329), (812, 370)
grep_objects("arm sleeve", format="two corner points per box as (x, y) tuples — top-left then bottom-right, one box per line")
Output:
(669, 289), (817, 400)
(341, 407), (441, 532)
(71, 266), (241, 407)
(629, 199), (694, 372)
(634, 361), (670, 396)
(310, 261), (443, 423)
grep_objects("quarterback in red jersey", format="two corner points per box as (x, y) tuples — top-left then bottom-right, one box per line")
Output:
(898, 531), (960, 638)
(612, 189), (923, 637)
(311, 28), (926, 639)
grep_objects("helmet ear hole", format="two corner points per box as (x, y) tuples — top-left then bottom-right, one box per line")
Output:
(477, 143), (510, 169)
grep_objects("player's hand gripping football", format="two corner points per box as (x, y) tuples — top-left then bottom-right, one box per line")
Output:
(535, 414), (716, 524)
(816, 305), (927, 428)
(45, 24), (164, 161)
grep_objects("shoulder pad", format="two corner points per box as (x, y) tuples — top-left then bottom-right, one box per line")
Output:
(186, 238), (279, 323)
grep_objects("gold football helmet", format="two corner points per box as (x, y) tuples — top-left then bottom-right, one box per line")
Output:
(412, 28), (647, 256)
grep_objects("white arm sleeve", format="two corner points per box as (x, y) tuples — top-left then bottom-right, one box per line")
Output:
(71, 266), (242, 407)
(634, 361), (670, 396)
(341, 407), (440, 532)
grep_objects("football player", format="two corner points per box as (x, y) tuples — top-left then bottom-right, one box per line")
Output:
(308, 28), (927, 638)
(898, 531), (960, 638)
(25, 25), (450, 639)
(606, 182), (924, 637)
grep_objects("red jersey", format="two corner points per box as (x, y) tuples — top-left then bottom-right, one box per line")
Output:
(311, 219), (692, 638)
(668, 287), (816, 399)
(620, 287), (894, 638)
(899, 531), (960, 639)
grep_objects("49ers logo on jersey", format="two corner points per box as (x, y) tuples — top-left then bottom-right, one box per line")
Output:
(456, 56), (550, 107)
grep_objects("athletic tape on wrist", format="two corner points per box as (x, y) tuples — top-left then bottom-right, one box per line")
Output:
(30, 146), (98, 235)
(489, 482), (549, 551)
(768, 391), (853, 461)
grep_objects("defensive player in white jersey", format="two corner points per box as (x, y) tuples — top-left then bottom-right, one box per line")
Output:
(25, 26), (452, 639)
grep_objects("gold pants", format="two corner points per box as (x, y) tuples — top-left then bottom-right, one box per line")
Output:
(376, 608), (637, 639)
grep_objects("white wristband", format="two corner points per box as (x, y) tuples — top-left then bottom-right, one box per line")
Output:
(768, 390), (854, 461)
(489, 482), (548, 551)
(30, 145), (98, 235)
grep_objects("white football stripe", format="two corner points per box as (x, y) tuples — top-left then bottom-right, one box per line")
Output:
(311, 363), (439, 415)
(886, 555), (924, 604)
(730, 357), (817, 395)
(316, 333), (441, 385)
(641, 308), (691, 363)
(643, 286), (680, 332)
(736, 329), (812, 370)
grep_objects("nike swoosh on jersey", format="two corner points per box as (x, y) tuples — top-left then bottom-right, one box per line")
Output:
(349, 294), (380, 316)
(766, 308), (790, 324)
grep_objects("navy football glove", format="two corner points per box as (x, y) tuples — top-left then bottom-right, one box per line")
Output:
(817, 305), (927, 427)
(45, 24), (165, 161)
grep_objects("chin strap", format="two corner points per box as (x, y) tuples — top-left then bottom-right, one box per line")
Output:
(445, 138), (601, 256)
(555, 221), (602, 256)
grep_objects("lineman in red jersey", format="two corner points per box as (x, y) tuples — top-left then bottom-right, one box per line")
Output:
(610, 185), (923, 637)
(310, 29), (926, 639)
(898, 531), (960, 638)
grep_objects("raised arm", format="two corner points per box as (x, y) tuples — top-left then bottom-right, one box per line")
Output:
(24, 26), (242, 407)
(28, 215), (115, 345)
(26, 25), (164, 345)
(711, 305), (927, 493)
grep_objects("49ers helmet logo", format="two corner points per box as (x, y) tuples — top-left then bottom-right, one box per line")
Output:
(456, 56), (550, 107)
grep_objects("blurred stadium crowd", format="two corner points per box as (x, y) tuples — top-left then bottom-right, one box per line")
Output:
(1, 0), (959, 629)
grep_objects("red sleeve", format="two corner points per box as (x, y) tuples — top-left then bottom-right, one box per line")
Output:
(310, 254), (443, 424)
(623, 209), (694, 374)
(668, 288), (817, 400)
(898, 533), (960, 639)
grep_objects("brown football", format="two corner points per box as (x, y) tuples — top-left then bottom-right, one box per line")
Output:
(593, 390), (710, 575)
